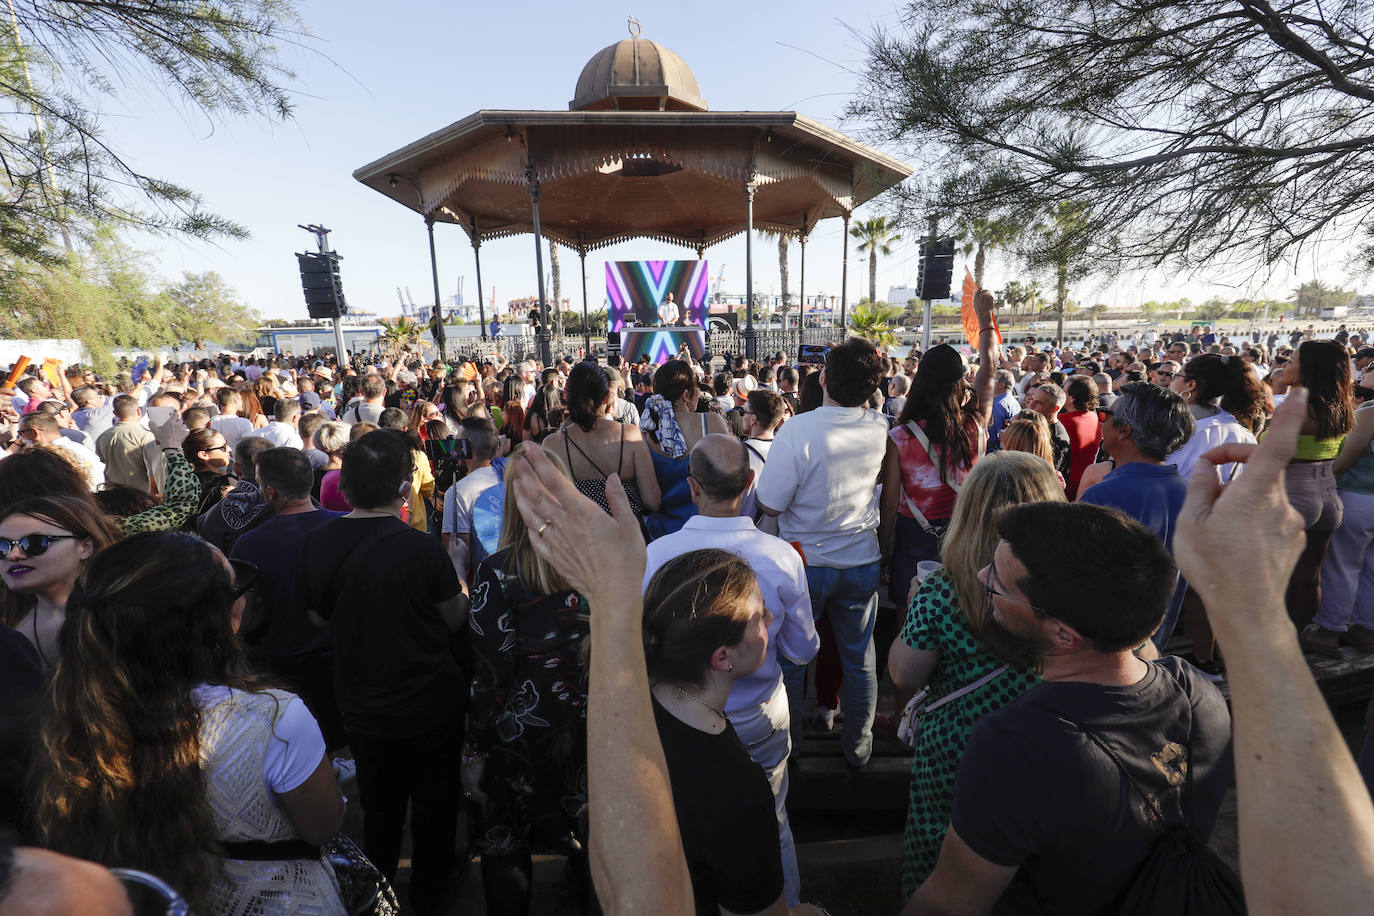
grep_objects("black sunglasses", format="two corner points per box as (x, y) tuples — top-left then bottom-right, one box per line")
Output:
(228, 558), (260, 600)
(0, 534), (77, 556)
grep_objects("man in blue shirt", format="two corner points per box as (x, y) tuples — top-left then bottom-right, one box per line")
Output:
(1078, 382), (1195, 648)
(987, 370), (1021, 451)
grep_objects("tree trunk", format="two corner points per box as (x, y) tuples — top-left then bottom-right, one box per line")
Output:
(549, 241), (562, 338)
(1056, 260), (1069, 343)
(974, 241), (986, 288)
(869, 250), (878, 304)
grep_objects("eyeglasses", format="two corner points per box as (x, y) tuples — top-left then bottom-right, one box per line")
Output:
(983, 559), (1050, 619)
(1154, 371), (1175, 379)
(207, 442), (229, 452)
(228, 558), (260, 600)
(0, 534), (77, 556)
(109, 867), (190, 916)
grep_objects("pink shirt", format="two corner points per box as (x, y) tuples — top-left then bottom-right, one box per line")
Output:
(890, 418), (986, 522)
(319, 470), (352, 512)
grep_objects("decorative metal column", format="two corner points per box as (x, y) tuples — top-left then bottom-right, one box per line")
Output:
(798, 229), (807, 352)
(472, 216), (487, 342)
(840, 210), (851, 336)
(578, 233), (591, 358)
(425, 216), (447, 361)
(744, 176), (758, 360)
(525, 165), (552, 366)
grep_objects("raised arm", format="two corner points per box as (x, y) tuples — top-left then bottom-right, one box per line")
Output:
(971, 289), (998, 428)
(1175, 387), (1374, 915)
(510, 449), (693, 915)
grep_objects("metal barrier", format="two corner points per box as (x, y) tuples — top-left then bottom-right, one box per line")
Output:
(443, 328), (839, 366)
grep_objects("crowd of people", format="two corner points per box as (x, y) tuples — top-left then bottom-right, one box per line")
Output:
(1, 299), (1373, 915)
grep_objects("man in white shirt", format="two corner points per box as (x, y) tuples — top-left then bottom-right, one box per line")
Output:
(643, 433), (818, 906)
(441, 416), (501, 583)
(17, 412), (105, 491)
(260, 398), (304, 449)
(657, 292), (680, 326)
(756, 338), (889, 769)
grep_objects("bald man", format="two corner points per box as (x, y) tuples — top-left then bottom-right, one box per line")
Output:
(642, 433), (818, 905)
(0, 844), (134, 916)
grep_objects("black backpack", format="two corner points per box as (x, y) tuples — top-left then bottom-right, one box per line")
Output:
(1067, 717), (1246, 915)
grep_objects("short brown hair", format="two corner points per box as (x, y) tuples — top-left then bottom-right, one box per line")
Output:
(642, 550), (758, 687)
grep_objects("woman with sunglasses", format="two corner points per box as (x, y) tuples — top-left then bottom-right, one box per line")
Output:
(886, 452), (1063, 896)
(33, 532), (347, 915)
(0, 495), (118, 670)
(182, 427), (237, 529)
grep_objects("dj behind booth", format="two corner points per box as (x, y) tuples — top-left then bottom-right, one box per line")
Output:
(607, 260), (711, 363)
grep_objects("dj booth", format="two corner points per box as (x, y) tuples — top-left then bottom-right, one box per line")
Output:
(614, 326), (707, 362)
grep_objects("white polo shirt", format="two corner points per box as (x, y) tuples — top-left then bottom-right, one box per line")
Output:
(755, 404), (888, 568)
(642, 514), (818, 715)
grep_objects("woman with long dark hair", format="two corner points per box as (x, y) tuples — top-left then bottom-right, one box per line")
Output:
(33, 532), (346, 914)
(1273, 340), (1355, 638)
(879, 292), (999, 607)
(541, 362), (658, 517)
(1167, 353), (1266, 480)
(182, 427), (237, 527)
(639, 360), (729, 538)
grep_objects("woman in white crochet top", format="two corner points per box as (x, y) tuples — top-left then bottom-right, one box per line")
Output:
(31, 532), (347, 915)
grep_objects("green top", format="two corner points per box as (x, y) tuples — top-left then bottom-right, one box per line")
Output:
(1293, 434), (1344, 461)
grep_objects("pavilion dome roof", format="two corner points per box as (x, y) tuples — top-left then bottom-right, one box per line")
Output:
(570, 36), (708, 113)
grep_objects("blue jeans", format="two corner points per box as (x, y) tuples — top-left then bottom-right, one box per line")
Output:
(801, 561), (880, 767)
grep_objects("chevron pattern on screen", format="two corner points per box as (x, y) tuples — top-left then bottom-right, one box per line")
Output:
(606, 260), (710, 332)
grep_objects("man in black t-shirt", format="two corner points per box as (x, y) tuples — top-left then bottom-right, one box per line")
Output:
(296, 429), (470, 914)
(906, 502), (1233, 915)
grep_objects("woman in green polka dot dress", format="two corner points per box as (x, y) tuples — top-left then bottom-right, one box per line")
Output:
(888, 452), (1065, 896)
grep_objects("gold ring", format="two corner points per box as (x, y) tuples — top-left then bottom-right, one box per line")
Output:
(536, 520), (553, 536)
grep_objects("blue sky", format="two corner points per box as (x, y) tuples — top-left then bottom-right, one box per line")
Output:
(100, 0), (1350, 323)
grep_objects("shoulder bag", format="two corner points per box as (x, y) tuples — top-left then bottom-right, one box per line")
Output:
(897, 663), (1009, 748)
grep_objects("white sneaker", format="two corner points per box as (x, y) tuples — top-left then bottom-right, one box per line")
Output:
(819, 707), (839, 731)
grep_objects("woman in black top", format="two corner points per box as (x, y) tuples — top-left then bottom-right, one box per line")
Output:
(642, 549), (793, 916)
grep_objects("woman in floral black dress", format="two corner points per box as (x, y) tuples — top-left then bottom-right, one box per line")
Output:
(462, 446), (592, 914)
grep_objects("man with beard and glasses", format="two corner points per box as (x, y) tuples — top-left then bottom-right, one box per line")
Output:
(903, 501), (1233, 915)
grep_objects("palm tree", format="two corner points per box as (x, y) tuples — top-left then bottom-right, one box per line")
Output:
(955, 214), (1021, 287)
(378, 316), (429, 360)
(548, 240), (562, 337)
(757, 228), (792, 318)
(1027, 202), (1089, 342)
(847, 302), (902, 348)
(850, 216), (902, 305)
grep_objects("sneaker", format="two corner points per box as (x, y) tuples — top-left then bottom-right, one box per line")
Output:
(812, 707), (839, 732)
(1300, 624), (1344, 659)
(1344, 625), (1374, 654)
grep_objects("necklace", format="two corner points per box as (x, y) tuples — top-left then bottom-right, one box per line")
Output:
(673, 684), (727, 722)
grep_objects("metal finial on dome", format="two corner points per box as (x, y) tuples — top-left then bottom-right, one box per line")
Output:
(628, 15), (641, 38)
